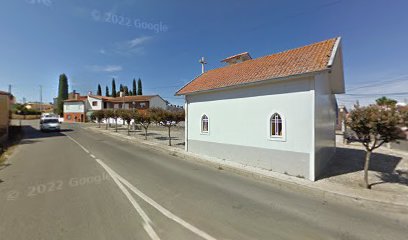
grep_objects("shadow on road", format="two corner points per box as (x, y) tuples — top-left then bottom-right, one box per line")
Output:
(19, 125), (72, 141)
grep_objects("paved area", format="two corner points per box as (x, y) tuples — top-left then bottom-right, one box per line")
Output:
(98, 123), (408, 196)
(0, 120), (407, 240)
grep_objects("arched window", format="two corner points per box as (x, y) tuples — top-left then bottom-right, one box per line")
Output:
(201, 115), (209, 133)
(270, 113), (283, 137)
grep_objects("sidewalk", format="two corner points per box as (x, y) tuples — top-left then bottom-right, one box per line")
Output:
(85, 124), (408, 211)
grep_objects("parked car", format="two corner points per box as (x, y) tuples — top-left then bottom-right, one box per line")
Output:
(40, 118), (60, 132)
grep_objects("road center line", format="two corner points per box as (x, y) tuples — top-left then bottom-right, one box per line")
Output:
(67, 134), (217, 240)
(67, 135), (160, 240)
(96, 158), (160, 240)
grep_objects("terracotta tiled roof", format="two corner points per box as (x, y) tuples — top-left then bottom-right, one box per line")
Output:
(0, 90), (10, 95)
(64, 99), (85, 103)
(88, 95), (114, 101)
(176, 38), (339, 95)
(107, 95), (156, 103)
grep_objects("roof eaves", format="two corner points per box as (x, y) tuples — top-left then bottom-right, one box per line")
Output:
(177, 69), (330, 96)
(327, 37), (341, 68)
(175, 73), (205, 96)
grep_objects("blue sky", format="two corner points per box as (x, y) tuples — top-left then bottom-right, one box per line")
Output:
(0, 0), (407, 107)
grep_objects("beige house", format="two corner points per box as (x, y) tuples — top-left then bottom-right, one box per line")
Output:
(0, 90), (12, 144)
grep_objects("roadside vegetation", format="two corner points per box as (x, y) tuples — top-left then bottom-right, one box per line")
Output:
(347, 97), (408, 189)
(91, 108), (185, 145)
(0, 126), (23, 165)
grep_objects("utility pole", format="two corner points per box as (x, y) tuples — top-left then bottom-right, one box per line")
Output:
(8, 84), (11, 94)
(39, 85), (43, 113)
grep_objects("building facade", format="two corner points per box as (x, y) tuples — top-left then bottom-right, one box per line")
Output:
(177, 38), (345, 181)
(63, 94), (168, 122)
(0, 91), (12, 145)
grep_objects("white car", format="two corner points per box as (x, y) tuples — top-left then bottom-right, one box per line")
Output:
(40, 118), (61, 132)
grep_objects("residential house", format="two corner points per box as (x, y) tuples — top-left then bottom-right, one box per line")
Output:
(63, 96), (87, 123)
(63, 93), (167, 122)
(0, 91), (12, 145)
(176, 37), (345, 181)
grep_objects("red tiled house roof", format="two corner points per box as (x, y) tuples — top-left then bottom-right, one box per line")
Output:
(106, 95), (156, 103)
(176, 38), (339, 95)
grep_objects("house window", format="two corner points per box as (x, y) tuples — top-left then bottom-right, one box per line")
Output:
(140, 102), (146, 108)
(269, 113), (285, 140)
(201, 115), (209, 134)
(92, 101), (98, 106)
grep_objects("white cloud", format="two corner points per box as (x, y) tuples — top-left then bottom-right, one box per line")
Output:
(87, 65), (123, 72)
(114, 36), (153, 55)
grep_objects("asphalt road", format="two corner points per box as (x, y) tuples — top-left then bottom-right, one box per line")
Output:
(0, 120), (407, 240)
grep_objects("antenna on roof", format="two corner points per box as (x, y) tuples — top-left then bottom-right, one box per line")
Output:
(199, 57), (207, 74)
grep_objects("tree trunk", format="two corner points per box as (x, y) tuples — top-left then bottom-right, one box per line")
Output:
(106, 122), (108, 130)
(115, 119), (118, 132)
(168, 126), (171, 146)
(127, 124), (130, 136)
(363, 150), (372, 189)
(98, 119), (101, 128)
(144, 128), (147, 140)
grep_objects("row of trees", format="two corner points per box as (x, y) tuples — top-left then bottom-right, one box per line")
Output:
(91, 108), (184, 146)
(97, 78), (143, 97)
(347, 97), (408, 189)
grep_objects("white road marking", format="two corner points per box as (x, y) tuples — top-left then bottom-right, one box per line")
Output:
(96, 158), (160, 240)
(113, 168), (217, 240)
(67, 136), (90, 153)
(67, 134), (217, 240)
(67, 135), (160, 240)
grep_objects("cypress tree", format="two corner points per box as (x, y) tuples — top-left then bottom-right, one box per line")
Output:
(124, 86), (129, 96)
(119, 84), (124, 93)
(105, 86), (110, 97)
(112, 78), (117, 97)
(133, 78), (137, 95)
(57, 73), (69, 116)
(137, 78), (142, 95)
(97, 84), (102, 96)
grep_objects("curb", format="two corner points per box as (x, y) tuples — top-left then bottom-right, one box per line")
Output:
(86, 126), (408, 210)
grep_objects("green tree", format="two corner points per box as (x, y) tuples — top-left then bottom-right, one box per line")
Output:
(123, 86), (129, 96)
(112, 78), (117, 97)
(154, 108), (185, 146)
(118, 110), (133, 135)
(137, 78), (142, 95)
(133, 78), (137, 95)
(136, 110), (153, 139)
(97, 84), (102, 96)
(104, 109), (114, 130)
(57, 74), (69, 116)
(92, 110), (105, 128)
(347, 104), (402, 189)
(119, 84), (124, 93)
(376, 96), (397, 107)
(401, 106), (408, 126)
(105, 86), (110, 97)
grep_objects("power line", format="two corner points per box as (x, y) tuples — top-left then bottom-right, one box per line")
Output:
(341, 92), (408, 96)
(346, 74), (408, 91)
